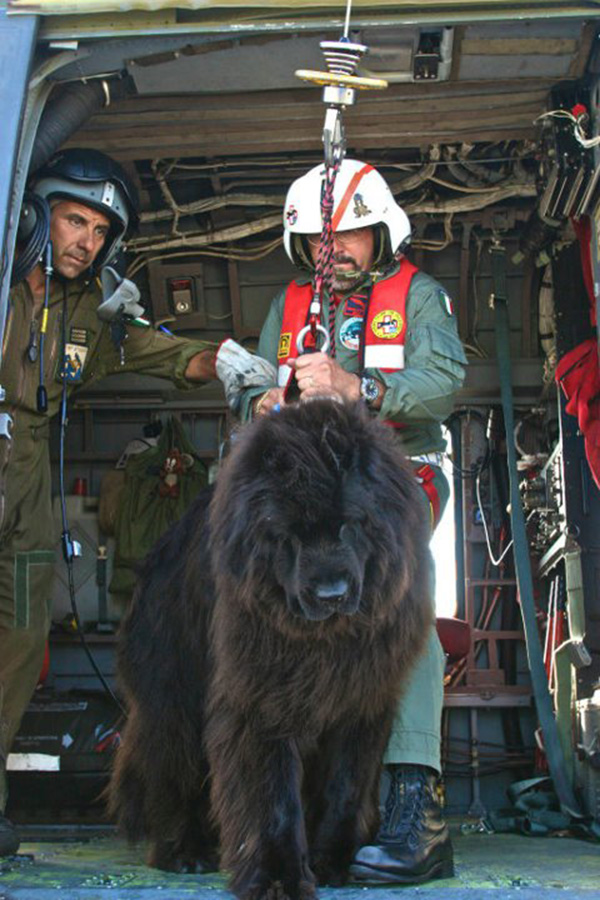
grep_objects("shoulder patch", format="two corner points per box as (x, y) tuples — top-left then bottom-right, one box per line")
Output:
(371, 309), (403, 340)
(278, 332), (292, 359)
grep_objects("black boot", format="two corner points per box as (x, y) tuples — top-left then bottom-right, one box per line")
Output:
(0, 814), (20, 857)
(351, 765), (453, 884)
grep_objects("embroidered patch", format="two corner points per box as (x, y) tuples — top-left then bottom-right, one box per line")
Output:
(340, 317), (363, 351)
(285, 205), (298, 226)
(278, 332), (292, 359)
(70, 327), (88, 345)
(60, 343), (88, 383)
(343, 295), (367, 318)
(371, 310), (403, 340)
(440, 291), (454, 316)
(353, 193), (372, 218)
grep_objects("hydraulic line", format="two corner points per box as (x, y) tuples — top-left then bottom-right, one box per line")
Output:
(490, 241), (583, 820)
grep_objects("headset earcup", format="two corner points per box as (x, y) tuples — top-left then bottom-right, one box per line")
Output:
(17, 198), (38, 241)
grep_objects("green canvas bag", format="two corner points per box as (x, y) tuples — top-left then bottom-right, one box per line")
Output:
(109, 417), (208, 604)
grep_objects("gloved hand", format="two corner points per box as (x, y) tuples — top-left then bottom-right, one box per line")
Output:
(215, 338), (277, 414)
(98, 266), (145, 322)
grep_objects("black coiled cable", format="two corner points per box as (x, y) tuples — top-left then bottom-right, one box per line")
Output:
(11, 192), (51, 286)
(58, 285), (126, 716)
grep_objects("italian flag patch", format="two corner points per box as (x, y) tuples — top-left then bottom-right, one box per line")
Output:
(440, 292), (454, 316)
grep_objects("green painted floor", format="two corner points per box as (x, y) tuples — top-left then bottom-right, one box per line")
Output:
(1, 826), (600, 899)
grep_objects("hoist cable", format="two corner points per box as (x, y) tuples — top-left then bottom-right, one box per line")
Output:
(343, 0), (353, 38)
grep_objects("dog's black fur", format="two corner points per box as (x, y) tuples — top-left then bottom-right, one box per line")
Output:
(108, 399), (433, 900)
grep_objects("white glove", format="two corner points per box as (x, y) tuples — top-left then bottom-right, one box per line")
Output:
(98, 266), (145, 322)
(216, 338), (277, 413)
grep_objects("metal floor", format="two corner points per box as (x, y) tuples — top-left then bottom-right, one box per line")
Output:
(1, 825), (600, 900)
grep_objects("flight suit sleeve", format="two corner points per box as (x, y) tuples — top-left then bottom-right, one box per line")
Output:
(373, 275), (467, 426)
(238, 289), (286, 423)
(82, 322), (217, 391)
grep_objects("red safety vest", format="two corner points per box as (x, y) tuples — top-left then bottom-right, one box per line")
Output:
(276, 260), (418, 389)
(275, 261), (443, 530)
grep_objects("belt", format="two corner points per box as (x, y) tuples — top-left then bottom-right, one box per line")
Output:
(410, 451), (444, 468)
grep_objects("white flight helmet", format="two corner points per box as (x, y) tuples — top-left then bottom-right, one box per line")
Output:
(283, 159), (411, 269)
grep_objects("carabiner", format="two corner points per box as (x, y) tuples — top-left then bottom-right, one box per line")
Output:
(296, 323), (330, 355)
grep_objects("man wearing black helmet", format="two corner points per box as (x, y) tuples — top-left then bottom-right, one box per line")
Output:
(0, 149), (216, 856)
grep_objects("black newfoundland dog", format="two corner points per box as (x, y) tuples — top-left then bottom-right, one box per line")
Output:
(108, 399), (433, 900)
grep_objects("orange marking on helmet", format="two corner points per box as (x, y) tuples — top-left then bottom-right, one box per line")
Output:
(331, 164), (374, 233)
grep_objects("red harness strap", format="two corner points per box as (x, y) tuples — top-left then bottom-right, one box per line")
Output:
(414, 463), (441, 532)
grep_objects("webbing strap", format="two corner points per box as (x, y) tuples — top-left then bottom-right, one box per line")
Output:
(491, 244), (583, 820)
(414, 463), (441, 531)
(488, 776), (600, 840)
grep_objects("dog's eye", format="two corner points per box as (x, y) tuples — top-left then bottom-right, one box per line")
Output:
(339, 522), (364, 546)
(259, 516), (281, 544)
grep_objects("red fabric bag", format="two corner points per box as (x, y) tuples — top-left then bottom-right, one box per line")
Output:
(555, 338), (600, 489)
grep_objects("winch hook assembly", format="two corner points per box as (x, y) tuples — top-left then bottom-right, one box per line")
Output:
(292, 4), (388, 356)
(296, 39), (387, 166)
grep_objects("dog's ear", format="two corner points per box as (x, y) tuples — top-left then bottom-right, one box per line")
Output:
(211, 473), (276, 580)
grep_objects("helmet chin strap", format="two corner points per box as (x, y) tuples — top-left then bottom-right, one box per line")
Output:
(332, 268), (364, 292)
(334, 267), (362, 280)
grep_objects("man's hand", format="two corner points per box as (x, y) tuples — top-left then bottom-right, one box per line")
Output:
(184, 349), (217, 382)
(253, 387), (286, 417)
(292, 353), (361, 403)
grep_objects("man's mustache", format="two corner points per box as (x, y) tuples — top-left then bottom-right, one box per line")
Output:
(333, 253), (358, 267)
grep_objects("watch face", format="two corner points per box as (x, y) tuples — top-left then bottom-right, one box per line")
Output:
(361, 376), (379, 404)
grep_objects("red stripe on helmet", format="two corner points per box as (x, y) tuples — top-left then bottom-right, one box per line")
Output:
(331, 164), (374, 232)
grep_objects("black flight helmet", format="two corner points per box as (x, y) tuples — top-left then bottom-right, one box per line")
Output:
(30, 148), (139, 269)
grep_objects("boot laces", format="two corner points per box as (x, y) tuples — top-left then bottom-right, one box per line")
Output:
(380, 768), (429, 842)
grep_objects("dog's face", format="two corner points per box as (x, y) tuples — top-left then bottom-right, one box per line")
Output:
(268, 490), (370, 623)
(211, 400), (425, 627)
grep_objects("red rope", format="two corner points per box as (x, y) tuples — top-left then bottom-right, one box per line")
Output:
(310, 156), (341, 352)
(328, 295), (337, 358)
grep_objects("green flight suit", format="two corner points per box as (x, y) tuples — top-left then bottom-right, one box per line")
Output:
(0, 275), (213, 813)
(240, 263), (467, 773)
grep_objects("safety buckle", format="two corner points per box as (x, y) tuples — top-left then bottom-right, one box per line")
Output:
(415, 462), (435, 484)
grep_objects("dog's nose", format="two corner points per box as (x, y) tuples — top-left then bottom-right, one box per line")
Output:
(315, 579), (349, 601)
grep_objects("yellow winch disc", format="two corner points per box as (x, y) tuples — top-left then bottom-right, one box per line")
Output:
(295, 70), (388, 90)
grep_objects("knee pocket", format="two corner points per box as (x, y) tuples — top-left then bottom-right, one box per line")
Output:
(12, 550), (56, 630)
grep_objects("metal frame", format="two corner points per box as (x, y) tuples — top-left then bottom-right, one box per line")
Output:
(0, 9), (38, 366)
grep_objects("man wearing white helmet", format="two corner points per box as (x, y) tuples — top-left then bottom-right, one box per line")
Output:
(0, 149), (216, 857)
(238, 159), (467, 885)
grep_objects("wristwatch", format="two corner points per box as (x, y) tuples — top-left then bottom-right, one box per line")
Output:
(360, 375), (380, 408)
